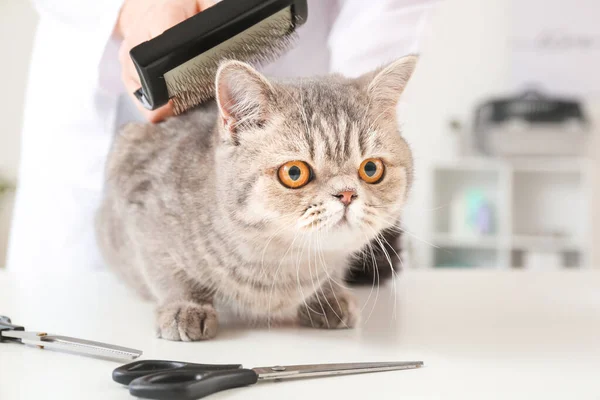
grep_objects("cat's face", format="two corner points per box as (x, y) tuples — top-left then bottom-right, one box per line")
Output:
(214, 58), (416, 251)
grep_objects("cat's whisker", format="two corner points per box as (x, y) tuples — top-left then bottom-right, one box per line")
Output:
(360, 220), (403, 265)
(295, 234), (316, 325)
(368, 227), (395, 275)
(258, 227), (285, 283)
(258, 211), (300, 283)
(311, 233), (335, 323)
(378, 232), (403, 323)
(315, 227), (347, 328)
(363, 212), (439, 250)
(373, 235), (398, 315)
(299, 206), (342, 233)
(366, 225), (400, 322)
(316, 236), (349, 290)
(358, 230), (378, 316)
(296, 230), (321, 320)
(364, 202), (397, 209)
(388, 225), (439, 249)
(267, 229), (300, 328)
(307, 233), (329, 326)
(405, 204), (449, 213)
(362, 235), (381, 325)
(376, 230), (404, 270)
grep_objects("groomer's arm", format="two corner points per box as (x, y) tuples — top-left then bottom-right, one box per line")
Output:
(328, 0), (440, 76)
(30, 0), (216, 124)
(29, 0), (124, 94)
(117, 0), (217, 123)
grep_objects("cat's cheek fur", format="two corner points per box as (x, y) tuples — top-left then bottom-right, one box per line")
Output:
(244, 176), (310, 237)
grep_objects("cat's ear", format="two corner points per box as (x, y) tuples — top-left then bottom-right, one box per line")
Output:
(359, 55), (418, 113)
(215, 60), (274, 141)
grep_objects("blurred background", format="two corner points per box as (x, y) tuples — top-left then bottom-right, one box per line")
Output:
(0, 0), (37, 265)
(0, 0), (598, 270)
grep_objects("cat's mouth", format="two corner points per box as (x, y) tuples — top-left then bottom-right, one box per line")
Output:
(335, 212), (349, 227)
(297, 208), (348, 232)
(335, 217), (348, 229)
(328, 208), (354, 231)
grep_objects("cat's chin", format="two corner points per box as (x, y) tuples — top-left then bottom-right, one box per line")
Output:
(334, 214), (350, 228)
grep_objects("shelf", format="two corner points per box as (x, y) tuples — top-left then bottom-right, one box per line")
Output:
(508, 157), (591, 173)
(432, 168), (503, 235)
(427, 157), (593, 269)
(432, 157), (591, 174)
(512, 171), (584, 239)
(511, 249), (582, 269)
(432, 233), (582, 251)
(511, 235), (582, 251)
(432, 158), (506, 172)
(433, 246), (498, 268)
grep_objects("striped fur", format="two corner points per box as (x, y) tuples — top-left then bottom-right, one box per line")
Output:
(96, 57), (417, 341)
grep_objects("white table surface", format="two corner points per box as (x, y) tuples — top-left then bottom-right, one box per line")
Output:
(1, 269), (599, 400)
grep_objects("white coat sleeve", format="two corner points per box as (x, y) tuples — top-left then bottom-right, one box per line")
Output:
(29, 0), (125, 94)
(327, 0), (439, 77)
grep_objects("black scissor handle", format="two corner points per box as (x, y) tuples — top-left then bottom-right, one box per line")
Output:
(113, 360), (243, 385)
(128, 368), (259, 400)
(0, 316), (25, 342)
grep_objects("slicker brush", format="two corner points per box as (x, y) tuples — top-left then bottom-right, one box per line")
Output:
(129, 0), (308, 115)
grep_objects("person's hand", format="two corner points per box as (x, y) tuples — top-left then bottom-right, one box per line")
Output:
(117, 0), (217, 123)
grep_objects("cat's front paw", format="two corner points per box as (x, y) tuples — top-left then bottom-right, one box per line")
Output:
(298, 289), (359, 329)
(156, 301), (218, 341)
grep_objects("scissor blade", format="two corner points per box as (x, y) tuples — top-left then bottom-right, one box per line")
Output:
(5, 331), (142, 361)
(39, 335), (143, 361)
(253, 361), (423, 381)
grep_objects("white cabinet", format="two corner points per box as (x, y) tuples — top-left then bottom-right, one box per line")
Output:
(426, 158), (594, 269)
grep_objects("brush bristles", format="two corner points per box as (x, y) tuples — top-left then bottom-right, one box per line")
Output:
(165, 8), (298, 115)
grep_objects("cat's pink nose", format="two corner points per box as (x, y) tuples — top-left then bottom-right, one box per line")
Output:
(334, 190), (357, 206)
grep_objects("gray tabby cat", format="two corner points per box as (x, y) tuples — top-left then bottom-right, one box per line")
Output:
(96, 55), (417, 341)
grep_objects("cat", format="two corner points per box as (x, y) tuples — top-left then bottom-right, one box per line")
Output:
(95, 55), (417, 341)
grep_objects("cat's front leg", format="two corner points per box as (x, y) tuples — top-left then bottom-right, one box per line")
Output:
(148, 267), (218, 341)
(297, 284), (359, 329)
(151, 279), (217, 341)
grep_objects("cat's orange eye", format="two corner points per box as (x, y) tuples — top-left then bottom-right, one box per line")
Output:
(359, 158), (385, 184)
(278, 161), (312, 189)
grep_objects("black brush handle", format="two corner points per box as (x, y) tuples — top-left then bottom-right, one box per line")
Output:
(113, 360), (243, 385)
(0, 316), (24, 342)
(128, 368), (259, 400)
(130, 0), (308, 110)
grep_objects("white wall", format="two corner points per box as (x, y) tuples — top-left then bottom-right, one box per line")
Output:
(0, 0), (38, 266)
(401, 0), (513, 265)
(401, 0), (600, 266)
(592, 108), (600, 267)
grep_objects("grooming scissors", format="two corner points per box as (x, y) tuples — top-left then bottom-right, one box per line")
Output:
(0, 315), (142, 361)
(114, 358), (424, 399)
